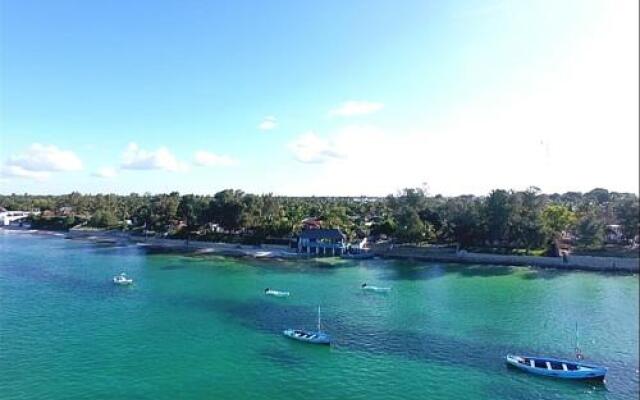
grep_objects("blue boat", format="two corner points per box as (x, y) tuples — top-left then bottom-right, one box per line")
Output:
(283, 306), (331, 345)
(505, 354), (607, 380)
(506, 323), (607, 380)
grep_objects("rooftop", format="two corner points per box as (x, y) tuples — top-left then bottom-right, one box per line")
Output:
(298, 229), (346, 240)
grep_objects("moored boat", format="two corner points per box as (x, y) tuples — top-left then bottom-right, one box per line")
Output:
(113, 272), (133, 286)
(265, 288), (290, 297)
(505, 354), (607, 380)
(283, 306), (331, 345)
(361, 283), (391, 293)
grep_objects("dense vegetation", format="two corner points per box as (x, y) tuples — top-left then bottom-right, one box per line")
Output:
(1, 187), (638, 253)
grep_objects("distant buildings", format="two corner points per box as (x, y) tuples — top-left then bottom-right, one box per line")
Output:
(295, 228), (347, 256)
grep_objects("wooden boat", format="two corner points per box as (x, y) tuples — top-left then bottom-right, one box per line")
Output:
(283, 306), (331, 345)
(264, 288), (290, 297)
(506, 323), (607, 380)
(505, 354), (607, 380)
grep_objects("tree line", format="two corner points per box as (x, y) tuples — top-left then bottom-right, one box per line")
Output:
(1, 187), (638, 252)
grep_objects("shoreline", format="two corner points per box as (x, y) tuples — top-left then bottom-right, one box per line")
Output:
(3, 226), (638, 272)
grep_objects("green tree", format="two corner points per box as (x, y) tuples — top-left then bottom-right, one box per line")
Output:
(88, 210), (118, 228)
(614, 198), (639, 242)
(575, 211), (605, 249)
(395, 206), (431, 243)
(484, 189), (512, 244)
(510, 187), (546, 252)
(209, 189), (245, 231)
(541, 204), (576, 239)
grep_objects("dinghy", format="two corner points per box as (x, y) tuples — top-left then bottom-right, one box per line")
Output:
(505, 355), (607, 380)
(264, 288), (290, 297)
(361, 283), (391, 293)
(283, 306), (331, 345)
(113, 272), (133, 286)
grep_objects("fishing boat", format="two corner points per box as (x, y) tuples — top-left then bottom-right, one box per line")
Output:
(113, 272), (133, 285)
(506, 323), (607, 380)
(283, 306), (331, 345)
(264, 288), (290, 297)
(361, 283), (391, 293)
(505, 355), (607, 380)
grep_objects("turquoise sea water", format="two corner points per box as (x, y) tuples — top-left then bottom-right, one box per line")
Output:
(1, 232), (638, 400)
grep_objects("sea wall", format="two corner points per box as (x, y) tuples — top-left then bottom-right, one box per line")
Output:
(373, 245), (639, 273)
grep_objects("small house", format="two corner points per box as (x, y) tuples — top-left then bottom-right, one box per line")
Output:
(296, 229), (346, 256)
(301, 217), (322, 230)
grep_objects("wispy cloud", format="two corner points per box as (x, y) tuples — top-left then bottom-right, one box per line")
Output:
(287, 131), (345, 163)
(329, 101), (384, 117)
(258, 116), (277, 131)
(92, 167), (118, 178)
(194, 151), (238, 167)
(121, 142), (188, 172)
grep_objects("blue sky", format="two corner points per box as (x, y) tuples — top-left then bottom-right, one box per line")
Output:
(1, 0), (638, 196)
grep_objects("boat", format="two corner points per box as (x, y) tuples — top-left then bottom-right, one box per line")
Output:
(361, 283), (391, 293)
(505, 354), (607, 380)
(283, 306), (331, 345)
(113, 272), (133, 285)
(264, 288), (290, 297)
(506, 323), (607, 380)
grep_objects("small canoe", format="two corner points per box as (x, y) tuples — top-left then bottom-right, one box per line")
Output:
(505, 354), (607, 380)
(264, 289), (290, 297)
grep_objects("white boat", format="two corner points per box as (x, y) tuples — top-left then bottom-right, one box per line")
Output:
(283, 306), (331, 345)
(361, 283), (391, 293)
(113, 272), (133, 285)
(264, 288), (290, 297)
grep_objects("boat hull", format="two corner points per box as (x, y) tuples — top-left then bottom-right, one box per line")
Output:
(265, 290), (290, 297)
(506, 355), (607, 380)
(362, 286), (391, 293)
(283, 329), (331, 345)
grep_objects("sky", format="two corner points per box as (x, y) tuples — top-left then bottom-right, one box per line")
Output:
(0, 0), (638, 196)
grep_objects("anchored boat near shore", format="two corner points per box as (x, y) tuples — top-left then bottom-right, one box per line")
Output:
(505, 355), (607, 380)
(283, 306), (331, 345)
(506, 323), (607, 380)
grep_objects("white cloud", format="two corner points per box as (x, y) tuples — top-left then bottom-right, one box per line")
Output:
(5, 143), (83, 172)
(287, 131), (346, 163)
(92, 167), (118, 178)
(258, 116), (277, 131)
(121, 143), (188, 172)
(329, 101), (384, 117)
(194, 151), (238, 167)
(1, 165), (50, 180)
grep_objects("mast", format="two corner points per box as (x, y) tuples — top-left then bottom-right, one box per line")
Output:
(575, 322), (583, 360)
(317, 306), (321, 332)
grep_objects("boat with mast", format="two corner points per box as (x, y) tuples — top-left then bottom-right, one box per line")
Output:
(283, 306), (331, 345)
(506, 323), (607, 380)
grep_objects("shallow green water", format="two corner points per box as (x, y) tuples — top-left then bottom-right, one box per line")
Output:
(1, 232), (638, 399)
